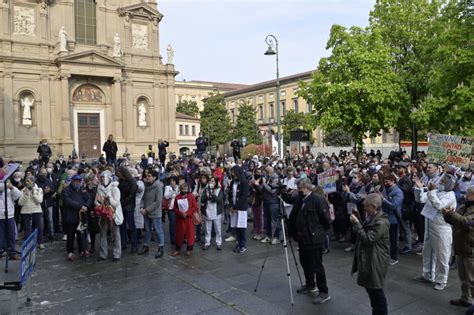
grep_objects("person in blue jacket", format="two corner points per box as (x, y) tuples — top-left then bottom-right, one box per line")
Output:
(380, 173), (404, 265)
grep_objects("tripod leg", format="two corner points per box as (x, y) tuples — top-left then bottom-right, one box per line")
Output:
(281, 217), (294, 306)
(254, 210), (280, 293)
(288, 237), (303, 287)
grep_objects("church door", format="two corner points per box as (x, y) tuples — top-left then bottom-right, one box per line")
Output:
(77, 113), (101, 158)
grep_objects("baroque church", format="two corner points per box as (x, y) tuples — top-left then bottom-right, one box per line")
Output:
(0, 0), (178, 160)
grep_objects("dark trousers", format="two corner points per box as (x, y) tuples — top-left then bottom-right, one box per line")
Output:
(0, 218), (17, 253)
(236, 227), (247, 249)
(298, 245), (328, 293)
(106, 155), (117, 166)
(233, 151), (240, 161)
(53, 200), (61, 233)
(159, 154), (166, 166)
(120, 211), (138, 250)
(365, 288), (388, 315)
(413, 206), (425, 243)
(389, 224), (399, 260)
(64, 222), (85, 254)
(167, 210), (176, 244)
(22, 213), (43, 244)
(264, 203), (281, 239)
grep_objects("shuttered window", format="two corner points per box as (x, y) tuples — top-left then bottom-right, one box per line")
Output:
(75, 0), (96, 45)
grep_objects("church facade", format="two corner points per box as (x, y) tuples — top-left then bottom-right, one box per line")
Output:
(0, 0), (178, 161)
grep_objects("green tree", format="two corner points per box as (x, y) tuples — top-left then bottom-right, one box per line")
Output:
(323, 127), (353, 147)
(176, 100), (199, 117)
(232, 101), (262, 144)
(281, 110), (311, 146)
(369, 0), (442, 146)
(200, 93), (232, 146)
(412, 0), (474, 136)
(299, 25), (407, 152)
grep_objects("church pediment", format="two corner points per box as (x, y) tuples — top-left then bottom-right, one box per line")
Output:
(117, 3), (163, 22)
(56, 50), (124, 68)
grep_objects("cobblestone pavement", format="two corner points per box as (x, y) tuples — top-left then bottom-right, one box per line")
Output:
(0, 224), (467, 314)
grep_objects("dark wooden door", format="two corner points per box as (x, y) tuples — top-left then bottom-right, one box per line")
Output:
(78, 113), (101, 158)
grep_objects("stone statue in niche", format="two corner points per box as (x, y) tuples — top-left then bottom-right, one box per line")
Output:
(138, 103), (147, 127)
(167, 44), (174, 64)
(21, 96), (34, 125)
(13, 6), (35, 36)
(58, 26), (68, 52)
(113, 33), (122, 57)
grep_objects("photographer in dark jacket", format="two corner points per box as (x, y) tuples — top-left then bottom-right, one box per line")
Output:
(282, 178), (331, 305)
(116, 166), (139, 254)
(228, 165), (250, 253)
(102, 134), (118, 166)
(158, 139), (169, 166)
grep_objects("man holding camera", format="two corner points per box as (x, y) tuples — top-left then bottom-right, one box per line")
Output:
(283, 178), (332, 304)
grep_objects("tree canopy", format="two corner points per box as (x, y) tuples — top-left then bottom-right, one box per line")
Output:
(232, 101), (262, 145)
(176, 100), (199, 117)
(200, 93), (232, 146)
(299, 25), (407, 151)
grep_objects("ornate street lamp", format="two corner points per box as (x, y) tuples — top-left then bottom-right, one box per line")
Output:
(264, 34), (281, 157)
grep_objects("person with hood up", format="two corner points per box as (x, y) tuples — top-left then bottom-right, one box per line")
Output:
(95, 170), (123, 262)
(62, 174), (91, 261)
(172, 182), (197, 256)
(228, 165), (250, 253)
(138, 170), (164, 258)
(414, 172), (457, 290)
(19, 176), (44, 248)
(0, 180), (22, 259)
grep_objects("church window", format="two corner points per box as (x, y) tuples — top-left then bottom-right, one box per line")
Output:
(75, 0), (96, 45)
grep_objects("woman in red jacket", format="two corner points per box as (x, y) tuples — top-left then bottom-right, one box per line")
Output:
(172, 183), (197, 256)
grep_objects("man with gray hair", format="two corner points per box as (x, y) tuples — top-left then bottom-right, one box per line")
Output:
(442, 185), (474, 308)
(283, 177), (331, 305)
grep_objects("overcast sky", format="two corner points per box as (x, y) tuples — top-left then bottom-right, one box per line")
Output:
(157, 0), (374, 85)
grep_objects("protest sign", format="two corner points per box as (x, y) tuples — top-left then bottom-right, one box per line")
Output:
(426, 134), (473, 168)
(318, 168), (337, 194)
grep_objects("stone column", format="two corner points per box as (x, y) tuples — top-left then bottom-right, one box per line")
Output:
(112, 77), (124, 139)
(40, 73), (51, 140)
(2, 72), (14, 140)
(60, 74), (72, 142)
(0, 1), (10, 39)
(123, 79), (135, 141)
(96, 0), (108, 53)
(38, 1), (49, 42)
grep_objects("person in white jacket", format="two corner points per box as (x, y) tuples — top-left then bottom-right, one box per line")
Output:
(164, 176), (179, 245)
(129, 168), (145, 239)
(0, 181), (22, 259)
(95, 170), (123, 262)
(18, 176), (44, 248)
(414, 172), (457, 290)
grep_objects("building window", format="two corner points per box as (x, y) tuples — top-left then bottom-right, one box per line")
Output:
(269, 93), (274, 99)
(231, 109), (235, 123)
(75, 0), (96, 45)
(281, 90), (286, 97)
(269, 103), (274, 118)
(281, 101), (286, 116)
(293, 99), (299, 112)
(258, 95), (263, 101)
(307, 102), (313, 113)
(192, 125), (196, 136)
(185, 125), (189, 136)
(259, 105), (263, 120)
(179, 124), (183, 136)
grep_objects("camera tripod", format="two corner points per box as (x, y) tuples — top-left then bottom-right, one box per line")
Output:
(254, 196), (303, 306)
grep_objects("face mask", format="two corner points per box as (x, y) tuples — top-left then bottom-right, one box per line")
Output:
(254, 174), (261, 180)
(298, 191), (306, 198)
(42, 143), (47, 146)
(209, 183), (215, 189)
(46, 168), (53, 174)
(26, 183), (34, 189)
(277, 163), (283, 169)
(13, 178), (21, 183)
(180, 191), (187, 195)
(71, 183), (81, 190)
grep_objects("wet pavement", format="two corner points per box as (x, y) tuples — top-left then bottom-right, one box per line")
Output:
(0, 223), (467, 314)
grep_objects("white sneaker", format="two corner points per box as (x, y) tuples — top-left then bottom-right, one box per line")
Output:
(87, 234), (91, 243)
(434, 283), (446, 291)
(252, 235), (262, 241)
(344, 245), (355, 252)
(225, 235), (236, 242)
(39, 244), (45, 249)
(261, 237), (271, 243)
(62, 234), (67, 241)
(271, 238), (279, 245)
(389, 259), (399, 266)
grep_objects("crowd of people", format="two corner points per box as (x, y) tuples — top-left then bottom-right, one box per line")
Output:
(0, 137), (473, 314)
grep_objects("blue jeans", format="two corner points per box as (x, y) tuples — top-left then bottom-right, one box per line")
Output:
(264, 203), (281, 239)
(167, 210), (176, 244)
(120, 211), (138, 250)
(144, 216), (164, 247)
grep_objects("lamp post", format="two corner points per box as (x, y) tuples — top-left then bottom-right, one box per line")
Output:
(264, 34), (281, 157)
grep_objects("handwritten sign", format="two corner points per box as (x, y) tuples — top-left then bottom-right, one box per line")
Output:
(318, 168), (337, 194)
(427, 134), (473, 168)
